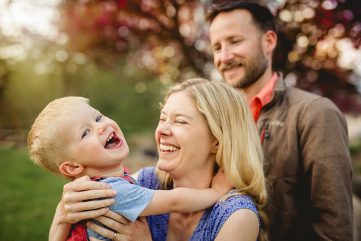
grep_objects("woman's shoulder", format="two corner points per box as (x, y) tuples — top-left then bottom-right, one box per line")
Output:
(137, 166), (160, 189)
(219, 191), (258, 210)
(209, 191), (259, 223)
(192, 191), (259, 240)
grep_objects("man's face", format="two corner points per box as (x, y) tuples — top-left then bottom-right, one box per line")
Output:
(209, 9), (269, 89)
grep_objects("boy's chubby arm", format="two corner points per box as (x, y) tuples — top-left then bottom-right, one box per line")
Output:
(141, 169), (233, 216)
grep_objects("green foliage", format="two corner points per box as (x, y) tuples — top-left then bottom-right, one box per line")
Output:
(1, 56), (164, 136)
(76, 62), (165, 134)
(0, 147), (66, 241)
(350, 138), (361, 156)
(3, 58), (64, 130)
(350, 139), (361, 176)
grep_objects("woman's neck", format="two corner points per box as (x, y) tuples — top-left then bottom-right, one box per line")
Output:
(172, 168), (214, 189)
(167, 211), (205, 241)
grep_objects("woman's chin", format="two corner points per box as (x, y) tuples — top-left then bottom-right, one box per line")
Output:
(157, 160), (174, 173)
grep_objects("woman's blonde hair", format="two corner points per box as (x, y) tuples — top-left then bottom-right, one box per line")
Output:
(157, 78), (268, 240)
(27, 96), (89, 176)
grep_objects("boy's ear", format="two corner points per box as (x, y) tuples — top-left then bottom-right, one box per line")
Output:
(59, 161), (84, 178)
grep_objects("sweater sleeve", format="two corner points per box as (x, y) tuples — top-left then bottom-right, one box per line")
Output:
(138, 166), (160, 190)
(299, 97), (353, 240)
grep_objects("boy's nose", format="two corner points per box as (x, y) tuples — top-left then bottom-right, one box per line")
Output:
(98, 125), (106, 135)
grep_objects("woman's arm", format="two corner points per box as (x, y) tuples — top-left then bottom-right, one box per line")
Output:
(87, 211), (152, 241)
(215, 209), (259, 241)
(49, 176), (117, 241)
(49, 202), (72, 241)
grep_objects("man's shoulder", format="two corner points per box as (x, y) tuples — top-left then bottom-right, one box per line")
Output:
(284, 86), (340, 112)
(286, 86), (320, 102)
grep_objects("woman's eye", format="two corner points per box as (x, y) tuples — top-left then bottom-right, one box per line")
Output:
(176, 119), (187, 124)
(96, 115), (102, 122)
(82, 129), (90, 139)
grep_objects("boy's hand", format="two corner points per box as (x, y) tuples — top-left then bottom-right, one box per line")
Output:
(211, 169), (233, 196)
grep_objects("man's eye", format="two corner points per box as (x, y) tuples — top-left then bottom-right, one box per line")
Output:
(231, 39), (242, 45)
(82, 129), (90, 139)
(96, 115), (102, 122)
(212, 45), (221, 52)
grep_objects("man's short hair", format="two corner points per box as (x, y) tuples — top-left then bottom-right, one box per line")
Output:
(207, 1), (276, 33)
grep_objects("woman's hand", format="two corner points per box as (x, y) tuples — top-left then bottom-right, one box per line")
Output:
(50, 176), (117, 241)
(59, 175), (117, 223)
(87, 211), (153, 241)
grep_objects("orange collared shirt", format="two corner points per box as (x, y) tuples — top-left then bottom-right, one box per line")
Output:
(249, 73), (278, 123)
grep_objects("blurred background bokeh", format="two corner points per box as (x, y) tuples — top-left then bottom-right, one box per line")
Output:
(0, 0), (360, 240)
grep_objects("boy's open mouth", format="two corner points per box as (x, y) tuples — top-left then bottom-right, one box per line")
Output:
(104, 132), (121, 149)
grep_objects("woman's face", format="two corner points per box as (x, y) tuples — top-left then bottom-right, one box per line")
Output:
(155, 91), (218, 178)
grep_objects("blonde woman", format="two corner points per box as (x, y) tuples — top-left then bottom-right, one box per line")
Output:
(52, 78), (267, 241)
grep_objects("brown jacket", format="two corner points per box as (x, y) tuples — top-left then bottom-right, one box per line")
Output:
(258, 74), (353, 241)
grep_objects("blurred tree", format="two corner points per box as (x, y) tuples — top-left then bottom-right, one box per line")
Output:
(0, 0), (164, 139)
(58, 0), (212, 85)
(59, 0), (361, 113)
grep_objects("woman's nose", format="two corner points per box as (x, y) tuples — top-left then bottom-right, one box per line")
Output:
(156, 123), (171, 136)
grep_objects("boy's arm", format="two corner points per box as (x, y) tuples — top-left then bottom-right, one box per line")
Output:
(140, 170), (232, 216)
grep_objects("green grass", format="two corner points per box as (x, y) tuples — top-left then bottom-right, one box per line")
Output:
(1, 143), (359, 241)
(0, 146), (66, 241)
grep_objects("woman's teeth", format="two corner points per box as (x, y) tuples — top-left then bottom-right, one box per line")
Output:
(160, 144), (179, 151)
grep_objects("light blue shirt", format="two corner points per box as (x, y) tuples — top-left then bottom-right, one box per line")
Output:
(87, 176), (155, 240)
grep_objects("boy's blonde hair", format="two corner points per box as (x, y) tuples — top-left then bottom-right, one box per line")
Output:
(157, 78), (268, 239)
(27, 96), (89, 176)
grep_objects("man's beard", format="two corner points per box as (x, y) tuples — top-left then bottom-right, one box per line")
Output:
(222, 48), (268, 89)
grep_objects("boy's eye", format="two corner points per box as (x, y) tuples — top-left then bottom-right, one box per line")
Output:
(82, 129), (90, 139)
(96, 115), (102, 122)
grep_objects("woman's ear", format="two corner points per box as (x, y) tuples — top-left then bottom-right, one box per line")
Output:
(59, 161), (84, 178)
(211, 140), (219, 154)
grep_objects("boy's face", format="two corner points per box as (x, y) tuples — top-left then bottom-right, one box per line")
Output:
(61, 101), (129, 177)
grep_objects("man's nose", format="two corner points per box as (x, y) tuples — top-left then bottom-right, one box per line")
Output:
(219, 46), (234, 63)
